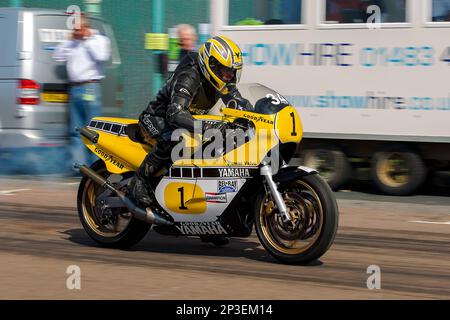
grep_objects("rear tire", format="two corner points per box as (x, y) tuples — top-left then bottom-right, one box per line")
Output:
(77, 160), (151, 248)
(255, 174), (339, 265)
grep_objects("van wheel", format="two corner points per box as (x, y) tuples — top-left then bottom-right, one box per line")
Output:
(372, 146), (426, 196)
(302, 145), (351, 190)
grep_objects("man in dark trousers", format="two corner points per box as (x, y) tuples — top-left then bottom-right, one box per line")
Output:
(53, 14), (111, 166)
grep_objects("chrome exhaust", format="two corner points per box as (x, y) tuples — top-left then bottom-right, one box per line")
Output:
(74, 163), (173, 226)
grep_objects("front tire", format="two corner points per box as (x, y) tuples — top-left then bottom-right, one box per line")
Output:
(77, 160), (151, 248)
(255, 174), (338, 265)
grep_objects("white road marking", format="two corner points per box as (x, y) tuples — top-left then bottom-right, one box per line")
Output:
(409, 220), (450, 225)
(0, 189), (31, 196)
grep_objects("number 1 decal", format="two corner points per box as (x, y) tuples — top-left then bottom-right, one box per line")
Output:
(290, 112), (297, 137)
(178, 187), (188, 210)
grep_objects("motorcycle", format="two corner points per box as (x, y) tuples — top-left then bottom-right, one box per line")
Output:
(76, 84), (338, 264)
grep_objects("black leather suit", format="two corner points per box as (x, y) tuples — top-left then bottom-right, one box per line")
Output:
(137, 51), (250, 178)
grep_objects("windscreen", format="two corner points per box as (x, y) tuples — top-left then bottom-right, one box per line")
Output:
(235, 83), (291, 114)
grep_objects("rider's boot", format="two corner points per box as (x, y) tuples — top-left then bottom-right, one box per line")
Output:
(128, 174), (153, 208)
(129, 154), (163, 208)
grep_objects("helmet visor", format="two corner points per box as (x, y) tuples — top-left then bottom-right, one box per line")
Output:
(217, 65), (236, 83)
(210, 57), (237, 84)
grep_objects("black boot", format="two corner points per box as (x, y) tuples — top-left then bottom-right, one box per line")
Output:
(128, 175), (153, 208)
(129, 151), (165, 208)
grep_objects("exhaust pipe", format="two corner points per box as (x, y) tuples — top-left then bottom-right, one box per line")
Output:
(75, 163), (173, 226)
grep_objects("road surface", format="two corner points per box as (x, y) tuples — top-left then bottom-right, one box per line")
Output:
(0, 176), (449, 299)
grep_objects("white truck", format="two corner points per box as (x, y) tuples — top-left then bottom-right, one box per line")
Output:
(209, 0), (450, 195)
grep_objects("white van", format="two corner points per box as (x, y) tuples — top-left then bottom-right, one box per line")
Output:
(0, 8), (121, 173)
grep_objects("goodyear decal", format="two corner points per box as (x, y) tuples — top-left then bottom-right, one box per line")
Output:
(243, 113), (274, 125)
(94, 147), (125, 170)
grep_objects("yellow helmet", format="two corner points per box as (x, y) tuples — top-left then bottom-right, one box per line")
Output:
(198, 35), (243, 94)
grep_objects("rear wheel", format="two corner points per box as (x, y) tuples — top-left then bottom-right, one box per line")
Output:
(371, 146), (426, 195)
(77, 160), (151, 248)
(255, 174), (339, 264)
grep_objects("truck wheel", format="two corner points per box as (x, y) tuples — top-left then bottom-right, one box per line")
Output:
(371, 146), (426, 196)
(302, 146), (351, 190)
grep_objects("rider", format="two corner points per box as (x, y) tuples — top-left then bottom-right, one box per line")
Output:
(129, 35), (251, 211)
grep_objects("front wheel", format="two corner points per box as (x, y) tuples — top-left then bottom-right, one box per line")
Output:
(255, 174), (339, 265)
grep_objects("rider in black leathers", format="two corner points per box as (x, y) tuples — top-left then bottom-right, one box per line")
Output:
(129, 36), (251, 214)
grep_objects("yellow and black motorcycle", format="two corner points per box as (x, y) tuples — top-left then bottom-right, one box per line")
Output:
(76, 84), (338, 264)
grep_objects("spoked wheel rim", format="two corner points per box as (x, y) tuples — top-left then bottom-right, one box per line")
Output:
(259, 180), (324, 255)
(81, 168), (132, 238)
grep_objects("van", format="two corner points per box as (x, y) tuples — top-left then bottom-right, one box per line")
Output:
(0, 8), (121, 173)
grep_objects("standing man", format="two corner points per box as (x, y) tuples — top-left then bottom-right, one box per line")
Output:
(177, 24), (197, 61)
(53, 14), (111, 166)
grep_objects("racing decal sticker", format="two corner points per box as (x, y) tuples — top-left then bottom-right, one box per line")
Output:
(94, 147), (125, 170)
(175, 222), (228, 235)
(243, 113), (274, 125)
(218, 168), (251, 178)
(170, 167), (258, 179)
(217, 180), (238, 193)
(164, 182), (206, 214)
(205, 192), (227, 203)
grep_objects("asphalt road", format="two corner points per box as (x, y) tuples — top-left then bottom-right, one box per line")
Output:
(0, 176), (449, 299)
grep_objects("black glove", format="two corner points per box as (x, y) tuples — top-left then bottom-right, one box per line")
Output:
(225, 87), (253, 111)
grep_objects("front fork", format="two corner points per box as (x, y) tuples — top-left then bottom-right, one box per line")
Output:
(260, 164), (292, 225)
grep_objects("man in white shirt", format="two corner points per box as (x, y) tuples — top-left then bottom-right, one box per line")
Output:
(53, 14), (111, 166)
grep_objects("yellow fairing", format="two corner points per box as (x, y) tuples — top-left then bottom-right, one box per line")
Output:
(275, 106), (303, 144)
(173, 108), (280, 167)
(82, 117), (150, 174)
(84, 108), (302, 173)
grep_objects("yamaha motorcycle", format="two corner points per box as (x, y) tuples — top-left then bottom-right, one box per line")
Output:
(76, 84), (338, 264)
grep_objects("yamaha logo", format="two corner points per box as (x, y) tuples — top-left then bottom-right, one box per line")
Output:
(218, 168), (250, 177)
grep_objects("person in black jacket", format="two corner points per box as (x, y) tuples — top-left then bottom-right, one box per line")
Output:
(129, 35), (251, 210)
